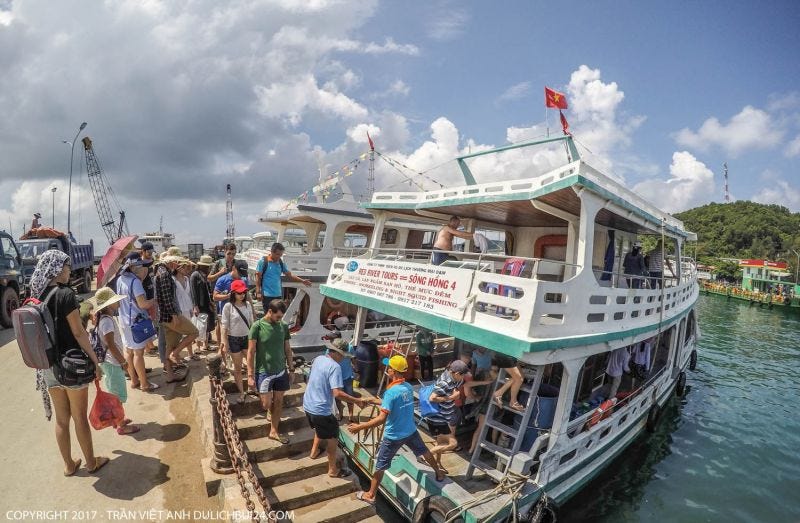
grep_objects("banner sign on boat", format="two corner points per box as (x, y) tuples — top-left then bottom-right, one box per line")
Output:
(334, 259), (471, 319)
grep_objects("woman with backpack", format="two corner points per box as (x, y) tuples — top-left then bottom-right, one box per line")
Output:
(30, 249), (109, 476)
(89, 287), (140, 435)
(220, 279), (254, 404)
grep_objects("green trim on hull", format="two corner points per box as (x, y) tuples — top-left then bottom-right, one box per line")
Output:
(321, 284), (696, 355)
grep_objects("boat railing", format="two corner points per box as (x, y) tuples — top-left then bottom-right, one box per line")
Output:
(327, 247), (698, 340)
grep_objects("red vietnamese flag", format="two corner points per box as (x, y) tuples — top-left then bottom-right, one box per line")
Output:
(367, 131), (375, 151)
(545, 86), (568, 109)
(560, 110), (570, 135)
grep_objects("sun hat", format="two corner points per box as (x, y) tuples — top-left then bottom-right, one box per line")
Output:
(163, 255), (184, 264)
(34, 212), (42, 218)
(197, 255), (214, 267)
(448, 359), (469, 375)
(381, 354), (408, 372)
(231, 279), (248, 294)
(166, 247), (182, 257)
(325, 338), (355, 358)
(89, 286), (126, 311)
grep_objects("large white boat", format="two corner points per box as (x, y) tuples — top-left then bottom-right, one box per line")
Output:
(137, 220), (175, 254)
(244, 179), (441, 352)
(321, 134), (700, 521)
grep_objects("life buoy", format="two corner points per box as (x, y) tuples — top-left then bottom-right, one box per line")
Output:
(587, 399), (616, 428)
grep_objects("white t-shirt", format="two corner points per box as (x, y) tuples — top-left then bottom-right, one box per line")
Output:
(98, 315), (124, 367)
(221, 302), (254, 337)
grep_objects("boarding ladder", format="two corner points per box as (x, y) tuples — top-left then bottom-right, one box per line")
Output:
(465, 365), (545, 481)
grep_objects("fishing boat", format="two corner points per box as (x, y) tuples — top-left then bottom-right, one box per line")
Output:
(243, 177), (441, 353)
(701, 259), (799, 308)
(321, 134), (700, 521)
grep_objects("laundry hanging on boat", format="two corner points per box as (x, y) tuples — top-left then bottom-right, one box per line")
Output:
(606, 346), (631, 378)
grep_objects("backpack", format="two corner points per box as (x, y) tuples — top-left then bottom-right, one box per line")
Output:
(418, 384), (440, 418)
(260, 256), (287, 280)
(89, 316), (110, 364)
(12, 287), (59, 369)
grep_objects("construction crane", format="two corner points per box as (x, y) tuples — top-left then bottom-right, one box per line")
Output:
(225, 183), (235, 242)
(82, 136), (128, 244)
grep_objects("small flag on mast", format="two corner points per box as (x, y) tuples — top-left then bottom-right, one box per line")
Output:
(545, 87), (568, 109)
(560, 111), (570, 135)
(367, 131), (375, 151)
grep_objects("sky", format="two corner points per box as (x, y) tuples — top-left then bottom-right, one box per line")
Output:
(1, 0), (799, 250)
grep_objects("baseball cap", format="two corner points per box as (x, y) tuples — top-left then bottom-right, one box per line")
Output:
(140, 241), (155, 251)
(381, 355), (408, 372)
(231, 279), (248, 294)
(448, 359), (469, 375)
(633, 241), (642, 248)
(234, 259), (248, 273)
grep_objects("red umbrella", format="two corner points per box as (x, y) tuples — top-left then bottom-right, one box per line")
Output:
(96, 235), (139, 288)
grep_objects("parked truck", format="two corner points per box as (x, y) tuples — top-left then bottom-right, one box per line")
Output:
(0, 231), (25, 327)
(17, 229), (95, 295)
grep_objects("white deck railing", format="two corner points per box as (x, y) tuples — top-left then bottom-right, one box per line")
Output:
(326, 248), (699, 341)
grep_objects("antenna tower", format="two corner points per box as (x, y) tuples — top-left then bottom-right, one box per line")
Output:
(723, 162), (730, 203)
(225, 184), (235, 240)
(367, 132), (376, 198)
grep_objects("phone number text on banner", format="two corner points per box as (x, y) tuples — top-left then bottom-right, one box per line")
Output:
(337, 259), (471, 319)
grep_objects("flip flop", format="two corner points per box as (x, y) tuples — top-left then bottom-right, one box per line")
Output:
(329, 468), (352, 478)
(356, 491), (375, 505)
(509, 402), (525, 412)
(117, 425), (140, 435)
(88, 456), (110, 474)
(141, 383), (161, 392)
(268, 434), (289, 445)
(121, 418), (132, 426)
(492, 395), (503, 409)
(63, 458), (81, 477)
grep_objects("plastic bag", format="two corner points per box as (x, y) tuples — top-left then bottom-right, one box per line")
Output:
(89, 380), (126, 430)
(192, 313), (208, 341)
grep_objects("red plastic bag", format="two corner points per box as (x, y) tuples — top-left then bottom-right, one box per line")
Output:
(89, 380), (126, 430)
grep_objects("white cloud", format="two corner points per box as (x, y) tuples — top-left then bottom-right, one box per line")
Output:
(752, 171), (800, 211)
(425, 2), (469, 41)
(785, 135), (800, 158)
(496, 81), (531, 104)
(255, 74), (368, 125)
(632, 152), (716, 213)
(673, 105), (784, 157)
(388, 80), (410, 97)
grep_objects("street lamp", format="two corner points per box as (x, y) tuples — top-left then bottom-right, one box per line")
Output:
(51, 187), (57, 228)
(64, 121), (87, 238)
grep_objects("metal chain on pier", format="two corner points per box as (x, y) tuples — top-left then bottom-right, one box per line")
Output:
(210, 374), (275, 523)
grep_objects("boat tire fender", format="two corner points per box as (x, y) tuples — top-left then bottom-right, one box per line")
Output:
(688, 350), (698, 371)
(412, 495), (463, 523)
(646, 404), (660, 433)
(675, 371), (687, 397)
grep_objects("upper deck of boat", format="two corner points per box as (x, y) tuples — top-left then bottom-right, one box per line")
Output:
(321, 137), (699, 360)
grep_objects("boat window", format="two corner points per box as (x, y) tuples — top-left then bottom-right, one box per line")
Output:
(573, 352), (611, 404)
(647, 327), (674, 381)
(380, 228), (398, 245)
(685, 311), (695, 342)
(420, 230), (436, 250)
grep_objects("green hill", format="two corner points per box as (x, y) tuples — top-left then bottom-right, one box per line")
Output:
(674, 201), (800, 263)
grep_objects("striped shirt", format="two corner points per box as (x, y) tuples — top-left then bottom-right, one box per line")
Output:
(427, 370), (463, 426)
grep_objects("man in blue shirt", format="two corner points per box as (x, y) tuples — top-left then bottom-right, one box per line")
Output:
(254, 242), (311, 311)
(213, 259), (249, 315)
(325, 338), (358, 422)
(303, 342), (363, 478)
(348, 355), (444, 505)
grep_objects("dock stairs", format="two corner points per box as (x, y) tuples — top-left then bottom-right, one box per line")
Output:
(222, 377), (381, 523)
(465, 366), (546, 482)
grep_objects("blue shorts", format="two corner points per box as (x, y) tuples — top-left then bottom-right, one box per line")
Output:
(375, 431), (429, 471)
(227, 335), (248, 354)
(431, 249), (448, 266)
(256, 370), (291, 394)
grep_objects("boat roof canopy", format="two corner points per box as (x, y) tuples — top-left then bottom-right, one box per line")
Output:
(365, 154), (693, 239)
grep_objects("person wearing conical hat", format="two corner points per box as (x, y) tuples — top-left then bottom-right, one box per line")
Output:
(88, 287), (140, 435)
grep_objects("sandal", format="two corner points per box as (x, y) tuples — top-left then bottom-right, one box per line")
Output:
(117, 425), (140, 435)
(141, 383), (161, 392)
(492, 394), (503, 409)
(268, 434), (289, 445)
(329, 468), (352, 478)
(509, 402), (525, 412)
(88, 456), (110, 474)
(356, 491), (375, 505)
(63, 458), (81, 477)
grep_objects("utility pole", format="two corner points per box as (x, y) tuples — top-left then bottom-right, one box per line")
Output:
(51, 187), (57, 227)
(225, 184), (235, 242)
(65, 121), (87, 237)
